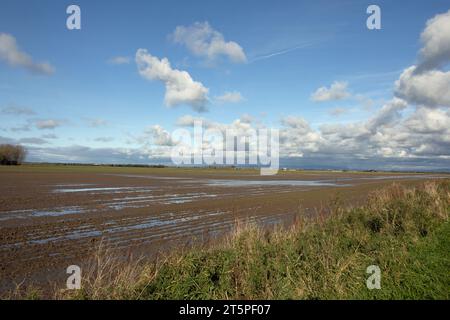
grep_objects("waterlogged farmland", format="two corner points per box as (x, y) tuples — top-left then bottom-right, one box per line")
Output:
(0, 165), (447, 290)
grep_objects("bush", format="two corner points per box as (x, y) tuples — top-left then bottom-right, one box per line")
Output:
(0, 144), (26, 165)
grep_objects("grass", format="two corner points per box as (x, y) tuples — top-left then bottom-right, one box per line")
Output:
(9, 180), (450, 300)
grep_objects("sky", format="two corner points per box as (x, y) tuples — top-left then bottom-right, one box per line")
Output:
(1, 0), (450, 171)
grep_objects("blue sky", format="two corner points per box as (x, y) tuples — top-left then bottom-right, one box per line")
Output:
(1, 0), (450, 170)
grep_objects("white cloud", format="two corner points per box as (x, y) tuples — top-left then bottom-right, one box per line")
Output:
(35, 119), (62, 130)
(417, 9), (450, 72)
(0, 33), (55, 75)
(171, 22), (246, 64)
(4, 106), (450, 168)
(215, 91), (244, 103)
(311, 81), (350, 102)
(395, 66), (450, 107)
(280, 116), (312, 134)
(107, 56), (131, 65)
(278, 102), (450, 160)
(404, 107), (450, 134)
(147, 125), (176, 146)
(366, 98), (408, 132)
(394, 10), (450, 109)
(136, 49), (209, 112)
(267, 93), (447, 160)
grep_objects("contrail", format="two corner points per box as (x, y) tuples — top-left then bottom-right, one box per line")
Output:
(249, 42), (314, 63)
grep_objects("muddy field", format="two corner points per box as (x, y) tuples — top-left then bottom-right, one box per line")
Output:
(0, 165), (448, 293)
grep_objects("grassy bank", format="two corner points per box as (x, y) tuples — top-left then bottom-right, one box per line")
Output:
(14, 181), (450, 299)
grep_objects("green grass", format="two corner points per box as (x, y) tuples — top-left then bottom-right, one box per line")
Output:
(386, 221), (450, 299)
(8, 180), (449, 300)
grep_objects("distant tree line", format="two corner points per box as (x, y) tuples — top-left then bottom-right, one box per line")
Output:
(28, 162), (168, 168)
(0, 144), (26, 165)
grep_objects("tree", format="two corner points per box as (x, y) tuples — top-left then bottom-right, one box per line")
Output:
(0, 144), (26, 165)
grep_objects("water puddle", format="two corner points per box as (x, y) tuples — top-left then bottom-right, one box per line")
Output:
(28, 230), (103, 245)
(0, 206), (86, 221)
(51, 183), (94, 187)
(52, 186), (150, 193)
(19, 210), (226, 245)
(103, 192), (218, 209)
(109, 174), (190, 180)
(205, 179), (344, 187)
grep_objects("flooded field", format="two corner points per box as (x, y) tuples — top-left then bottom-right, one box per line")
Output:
(0, 165), (447, 291)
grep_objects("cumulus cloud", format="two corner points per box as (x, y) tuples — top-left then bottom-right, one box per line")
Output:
(395, 10), (450, 108)
(215, 91), (244, 103)
(417, 9), (450, 72)
(404, 107), (450, 134)
(136, 49), (209, 112)
(154, 106), (449, 162)
(0, 33), (55, 75)
(107, 56), (131, 65)
(171, 22), (247, 64)
(366, 98), (408, 132)
(147, 125), (176, 146)
(311, 81), (350, 102)
(395, 66), (450, 108)
(280, 116), (312, 134)
(277, 102), (450, 160)
(35, 119), (63, 130)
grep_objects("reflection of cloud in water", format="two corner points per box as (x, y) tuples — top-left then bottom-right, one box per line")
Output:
(52, 186), (152, 193)
(0, 206), (87, 221)
(205, 179), (343, 187)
